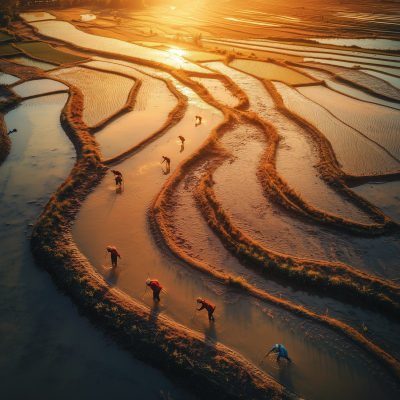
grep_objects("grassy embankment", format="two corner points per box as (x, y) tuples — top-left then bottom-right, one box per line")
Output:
(21, 40), (291, 397)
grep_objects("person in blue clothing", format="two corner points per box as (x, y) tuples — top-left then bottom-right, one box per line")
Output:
(264, 344), (291, 363)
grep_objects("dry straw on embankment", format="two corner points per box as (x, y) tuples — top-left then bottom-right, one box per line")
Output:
(23, 50), (294, 398)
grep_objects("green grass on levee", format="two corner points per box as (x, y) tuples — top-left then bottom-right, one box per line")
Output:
(15, 42), (88, 64)
(0, 31), (13, 41)
(0, 43), (20, 56)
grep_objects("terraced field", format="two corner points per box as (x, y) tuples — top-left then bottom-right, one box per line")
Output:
(2, 3), (400, 400)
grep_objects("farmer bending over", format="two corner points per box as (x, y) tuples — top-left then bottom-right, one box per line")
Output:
(107, 246), (121, 267)
(146, 278), (163, 301)
(111, 169), (123, 177)
(179, 135), (185, 144)
(197, 297), (216, 321)
(161, 156), (171, 167)
(266, 344), (291, 363)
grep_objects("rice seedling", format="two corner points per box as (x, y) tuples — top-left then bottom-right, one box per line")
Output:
(15, 42), (88, 64)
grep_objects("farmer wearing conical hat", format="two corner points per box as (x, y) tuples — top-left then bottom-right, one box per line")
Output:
(146, 278), (163, 301)
(106, 246), (121, 267)
(196, 297), (216, 321)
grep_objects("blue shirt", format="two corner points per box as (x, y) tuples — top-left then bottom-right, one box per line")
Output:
(271, 345), (288, 358)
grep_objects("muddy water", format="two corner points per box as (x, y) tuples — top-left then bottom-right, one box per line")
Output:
(71, 95), (400, 399)
(230, 59), (314, 85)
(274, 82), (400, 175)
(167, 137), (400, 360)
(310, 38), (400, 51)
(205, 38), (400, 68)
(82, 60), (178, 158)
(361, 69), (400, 89)
(8, 55), (56, 71)
(0, 72), (19, 85)
(12, 78), (68, 97)
(297, 85), (400, 160)
(81, 14), (96, 22)
(167, 48), (224, 61)
(297, 67), (400, 110)
(20, 12), (56, 22)
(49, 67), (135, 127)
(203, 61), (400, 280)
(301, 63), (400, 101)
(0, 93), (188, 399)
(30, 20), (211, 73)
(205, 62), (374, 223)
(214, 38), (400, 62)
(353, 181), (400, 224)
(191, 77), (239, 107)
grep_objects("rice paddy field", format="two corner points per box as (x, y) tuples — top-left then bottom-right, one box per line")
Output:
(7, 55), (57, 70)
(1, 1), (400, 399)
(0, 43), (20, 56)
(230, 58), (315, 85)
(12, 78), (69, 97)
(49, 66), (135, 126)
(15, 42), (88, 64)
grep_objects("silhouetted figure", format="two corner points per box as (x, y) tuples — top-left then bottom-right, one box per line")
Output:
(197, 297), (216, 321)
(265, 344), (291, 363)
(179, 135), (185, 144)
(115, 175), (123, 186)
(146, 278), (163, 301)
(195, 116), (202, 126)
(161, 156), (170, 167)
(8, 129), (17, 135)
(106, 246), (121, 267)
(111, 169), (123, 177)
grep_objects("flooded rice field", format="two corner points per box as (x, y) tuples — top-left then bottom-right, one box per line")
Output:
(310, 38), (400, 51)
(0, 72), (19, 85)
(2, 4), (400, 399)
(230, 59), (315, 85)
(80, 14), (96, 22)
(83, 59), (178, 158)
(7, 55), (57, 70)
(297, 67), (400, 110)
(297, 85), (400, 160)
(191, 76), (239, 107)
(12, 78), (68, 97)
(49, 66), (135, 126)
(275, 82), (400, 175)
(0, 93), (189, 400)
(361, 69), (400, 89)
(301, 63), (400, 101)
(20, 12), (56, 22)
(30, 20), (211, 73)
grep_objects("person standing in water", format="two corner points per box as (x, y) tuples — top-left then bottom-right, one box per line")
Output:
(196, 297), (216, 321)
(111, 169), (123, 178)
(265, 344), (291, 363)
(179, 135), (185, 144)
(106, 246), (121, 267)
(115, 175), (123, 186)
(195, 116), (202, 124)
(161, 156), (171, 167)
(146, 278), (163, 301)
